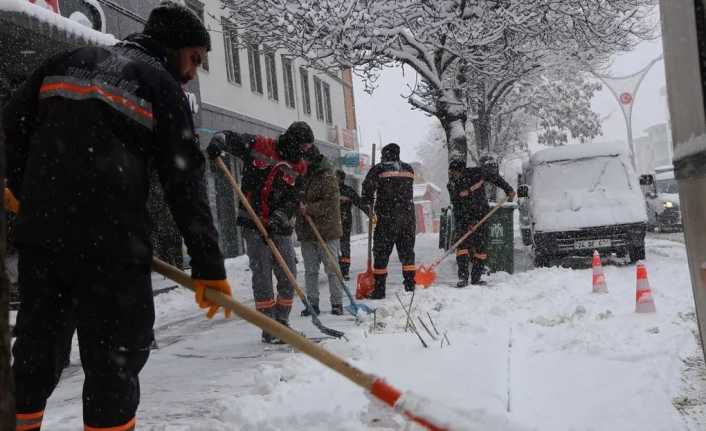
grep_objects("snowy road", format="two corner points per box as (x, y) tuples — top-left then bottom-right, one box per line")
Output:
(31, 233), (706, 430)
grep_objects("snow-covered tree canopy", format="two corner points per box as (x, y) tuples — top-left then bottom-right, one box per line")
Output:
(221, 0), (656, 163)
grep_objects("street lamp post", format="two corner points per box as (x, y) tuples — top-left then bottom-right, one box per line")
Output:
(591, 55), (664, 172)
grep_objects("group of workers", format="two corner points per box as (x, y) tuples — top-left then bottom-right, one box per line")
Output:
(2, 2), (514, 430)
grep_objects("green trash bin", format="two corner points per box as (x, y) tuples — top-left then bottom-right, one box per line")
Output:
(485, 202), (516, 274)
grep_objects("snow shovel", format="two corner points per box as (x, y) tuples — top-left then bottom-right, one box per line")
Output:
(214, 158), (344, 339)
(416, 195), (510, 288)
(356, 144), (376, 299)
(152, 257), (457, 431)
(302, 213), (375, 316)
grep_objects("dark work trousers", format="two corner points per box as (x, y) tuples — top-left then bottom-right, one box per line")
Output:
(373, 214), (416, 291)
(242, 227), (295, 323)
(454, 217), (489, 283)
(339, 227), (352, 277)
(12, 247), (154, 430)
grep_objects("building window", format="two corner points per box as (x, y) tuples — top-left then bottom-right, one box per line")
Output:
(300, 67), (311, 115)
(282, 56), (295, 109)
(313, 76), (324, 121)
(264, 49), (278, 101)
(222, 18), (241, 85)
(247, 42), (263, 94)
(185, 0), (208, 71)
(322, 81), (333, 124)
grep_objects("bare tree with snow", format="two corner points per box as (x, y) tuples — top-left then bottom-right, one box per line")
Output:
(220, 0), (656, 164)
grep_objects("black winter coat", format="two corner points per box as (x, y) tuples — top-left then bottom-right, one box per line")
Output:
(217, 131), (307, 236)
(338, 181), (366, 233)
(2, 34), (225, 279)
(361, 160), (415, 219)
(448, 167), (514, 225)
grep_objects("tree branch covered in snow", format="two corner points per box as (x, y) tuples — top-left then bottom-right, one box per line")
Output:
(220, 0), (657, 164)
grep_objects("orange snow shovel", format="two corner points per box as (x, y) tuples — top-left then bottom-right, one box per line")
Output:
(356, 144), (376, 299)
(152, 257), (455, 431)
(416, 196), (510, 287)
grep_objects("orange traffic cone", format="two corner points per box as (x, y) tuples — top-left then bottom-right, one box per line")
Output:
(592, 250), (608, 293)
(635, 262), (656, 313)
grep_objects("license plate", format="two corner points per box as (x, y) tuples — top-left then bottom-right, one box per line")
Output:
(574, 239), (611, 250)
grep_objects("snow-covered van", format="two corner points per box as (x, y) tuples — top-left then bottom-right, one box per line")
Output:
(518, 143), (647, 266)
(640, 165), (682, 231)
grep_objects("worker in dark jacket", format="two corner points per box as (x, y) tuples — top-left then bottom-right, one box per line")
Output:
(447, 157), (515, 287)
(361, 143), (416, 299)
(3, 3), (231, 430)
(296, 146), (344, 316)
(336, 170), (368, 280)
(207, 121), (310, 343)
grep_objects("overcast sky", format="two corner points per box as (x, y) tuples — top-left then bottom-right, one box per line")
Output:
(353, 38), (667, 163)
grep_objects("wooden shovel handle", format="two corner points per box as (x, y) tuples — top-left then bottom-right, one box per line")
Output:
(214, 158), (307, 304)
(150, 257), (375, 389)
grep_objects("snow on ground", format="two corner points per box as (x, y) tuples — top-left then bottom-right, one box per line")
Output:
(26, 232), (706, 430)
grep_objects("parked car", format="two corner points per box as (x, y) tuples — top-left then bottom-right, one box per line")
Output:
(519, 143), (647, 267)
(640, 165), (682, 232)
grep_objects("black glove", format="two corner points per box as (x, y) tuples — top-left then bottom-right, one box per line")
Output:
(206, 132), (227, 160)
(268, 210), (292, 232)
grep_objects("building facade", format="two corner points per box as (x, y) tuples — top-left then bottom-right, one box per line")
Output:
(196, 0), (363, 257)
(0, 0), (365, 262)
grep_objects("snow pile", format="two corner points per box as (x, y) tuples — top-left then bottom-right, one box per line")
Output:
(0, 0), (117, 45)
(35, 234), (702, 430)
(529, 144), (646, 231)
(530, 142), (625, 164)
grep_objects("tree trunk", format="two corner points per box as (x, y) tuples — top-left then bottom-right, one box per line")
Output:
(0, 73), (15, 431)
(438, 109), (468, 165)
(472, 115), (492, 155)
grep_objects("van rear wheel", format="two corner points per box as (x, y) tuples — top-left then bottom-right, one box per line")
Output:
(629, 245), (645, 263)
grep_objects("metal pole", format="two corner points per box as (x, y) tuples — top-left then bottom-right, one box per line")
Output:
(591, 55), (663, 173)
(659, 0), (706, 362)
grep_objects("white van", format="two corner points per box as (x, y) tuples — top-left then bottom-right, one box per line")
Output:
(518, 143), (647, 266)
(640, 165), (682, 231)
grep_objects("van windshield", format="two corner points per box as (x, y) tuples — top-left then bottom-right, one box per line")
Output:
(534, 156), (632, 198)
(657, 178), (678, 194)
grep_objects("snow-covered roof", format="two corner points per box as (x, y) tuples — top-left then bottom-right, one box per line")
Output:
(531, 143), (626, 165)
(413, 183), (442, 199)
(0, 0), (117, 46)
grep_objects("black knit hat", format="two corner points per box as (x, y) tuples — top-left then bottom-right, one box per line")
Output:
(449, 159), (466, 171)
(286, 121), (315, 145)
(145, 1), (211, 51)
(381, 143), (400, 161)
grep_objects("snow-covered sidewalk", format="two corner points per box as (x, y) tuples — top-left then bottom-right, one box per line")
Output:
(35, 233), (704, 430)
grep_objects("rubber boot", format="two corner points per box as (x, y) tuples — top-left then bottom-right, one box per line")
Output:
(470, 262), (485, 285)
(261, 307), (285, 344)
(301, 302), (320, 317)
(370, 277), (386, 299)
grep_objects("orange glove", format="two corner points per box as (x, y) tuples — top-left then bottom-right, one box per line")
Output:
(193, 279), (233, 319)
(4, 187), (19, 214)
